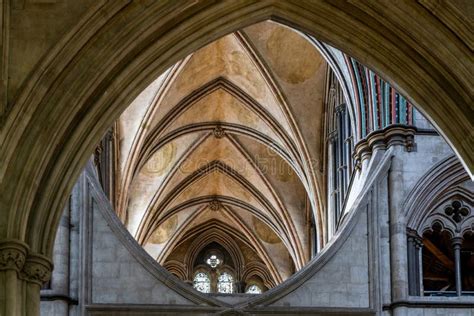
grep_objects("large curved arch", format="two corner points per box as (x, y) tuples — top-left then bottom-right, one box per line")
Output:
(0, 0), (472, 262)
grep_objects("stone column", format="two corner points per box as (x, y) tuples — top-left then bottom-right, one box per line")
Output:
(407, 231), (423, 296)
(388, 146), (409, 314)
(407, 234), (418, 296)
(415, 238), (424, 295)
(0, 239), (52, 316)
(0, 240), (27, 316)
(452, 237), (463, 296)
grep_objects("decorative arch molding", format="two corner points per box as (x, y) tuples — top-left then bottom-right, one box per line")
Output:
(182, 228), (246, 281)
(155, 201), (289, 283)
(346, 58), (414, 139)
(1, 0), (472, 261)
(417, 189), (473, 238)
(163, 220), (282, 283)
(162, 260), (187, 281)
(404, 156), (473, 297)
(305, 37), (357, 141)
(242, 261), (276, 289)
(405, 155), (472, 231)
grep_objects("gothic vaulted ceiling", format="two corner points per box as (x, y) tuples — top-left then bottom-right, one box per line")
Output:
(114, 21), (328, 285)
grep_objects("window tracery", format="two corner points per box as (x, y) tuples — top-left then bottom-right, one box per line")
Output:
(407, 197), (473, 297)
(206, 254), (222, 269)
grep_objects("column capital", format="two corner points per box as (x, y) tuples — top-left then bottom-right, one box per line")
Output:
(0, 239), (28, 272)
(407, 228), (423, 247)
(451, 236), (463, 247)
(20, 253), (53, 286)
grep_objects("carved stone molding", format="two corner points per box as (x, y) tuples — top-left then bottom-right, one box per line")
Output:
(0, 239), (28, 272)
(20, 253), (53, 286)
(353, 124), (417, 163)
(209, 199), (221, 211)
(407, 228), (423, 248)
(444, 200), (470, 223)
(213, 126), (225, 139)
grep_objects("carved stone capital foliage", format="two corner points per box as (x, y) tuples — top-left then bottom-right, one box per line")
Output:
(0, 239), (28, 272)
(20, 253), (53, 286)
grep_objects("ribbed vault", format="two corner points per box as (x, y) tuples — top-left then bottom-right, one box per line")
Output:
(115, 21), (326, 288)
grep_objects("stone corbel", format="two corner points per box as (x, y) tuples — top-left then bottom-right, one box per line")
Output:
(353, 124), (417, 164)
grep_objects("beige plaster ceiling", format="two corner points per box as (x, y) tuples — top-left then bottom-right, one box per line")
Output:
(115, 21), (328, 286)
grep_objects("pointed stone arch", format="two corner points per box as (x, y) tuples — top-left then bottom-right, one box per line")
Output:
(0, 0), (472, 271)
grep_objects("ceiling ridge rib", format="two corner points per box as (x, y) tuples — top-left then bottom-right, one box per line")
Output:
(141, 194), (293, 258)
(220, 204), (284, 283)
(137, 161), (290, 246)
(227, 134), (307, 268)
(133, 132), (210, 237)
(140, 77), (303, 171)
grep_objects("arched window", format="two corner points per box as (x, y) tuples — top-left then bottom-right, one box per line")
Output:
(245, 284), (262, 294)
(421, 224), (456, 295)
(193, 272), (211, 293)
(217, 272), (234, 294)
(407, 199), (474, 297)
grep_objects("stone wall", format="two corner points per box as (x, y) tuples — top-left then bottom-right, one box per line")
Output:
(40, 132), (474, 315)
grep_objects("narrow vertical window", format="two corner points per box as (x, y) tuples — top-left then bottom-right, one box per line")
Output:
(327, 69), (354, 232)
(193, 272), (211, 293)
(217, 272), (234, 294)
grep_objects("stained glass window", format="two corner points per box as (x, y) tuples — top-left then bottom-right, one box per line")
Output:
(217, 272), (234, 293)
(246, 284), (262, 294)
(193, 272), (210, 293)
(206, 254), (221, 268)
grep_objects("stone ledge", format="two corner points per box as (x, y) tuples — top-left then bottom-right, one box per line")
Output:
(384, 295), (474, 309)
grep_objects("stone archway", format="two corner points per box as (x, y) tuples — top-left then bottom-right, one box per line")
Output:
(0, 1), (472, 315)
